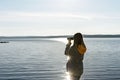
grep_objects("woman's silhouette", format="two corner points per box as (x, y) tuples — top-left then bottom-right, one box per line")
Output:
(65, 33), (87, 80)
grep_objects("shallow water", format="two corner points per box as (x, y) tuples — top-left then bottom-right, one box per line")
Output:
(0, 38), (120, 80)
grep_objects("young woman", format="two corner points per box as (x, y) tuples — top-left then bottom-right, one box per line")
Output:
(65, 33), (87, 80)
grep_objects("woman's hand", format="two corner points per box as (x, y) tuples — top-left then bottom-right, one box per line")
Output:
(67, 39), (71, 46)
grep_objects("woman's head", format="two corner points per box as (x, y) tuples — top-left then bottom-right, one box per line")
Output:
(73, 33), (83, 45)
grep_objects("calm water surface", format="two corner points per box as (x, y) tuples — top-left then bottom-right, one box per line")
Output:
(0, 38), (120, 80)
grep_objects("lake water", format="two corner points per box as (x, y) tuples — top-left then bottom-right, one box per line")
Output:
(0, 38), (120, 80)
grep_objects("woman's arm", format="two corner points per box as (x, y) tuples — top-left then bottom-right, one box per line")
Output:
(65, 39), (71, 55)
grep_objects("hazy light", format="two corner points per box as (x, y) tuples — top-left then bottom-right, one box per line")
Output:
(66, 56), (71, 80)
(67, 56), (70, 60)
(66, 72), (71, 80)
(49, 38), (67, 44)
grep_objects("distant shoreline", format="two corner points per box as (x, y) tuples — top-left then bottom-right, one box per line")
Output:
(0, 34), (120, 38)
(84, 34), (120, 38)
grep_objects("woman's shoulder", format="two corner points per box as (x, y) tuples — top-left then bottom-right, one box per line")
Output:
(71, 45), (75, 48)
(70, 45), (76, 51)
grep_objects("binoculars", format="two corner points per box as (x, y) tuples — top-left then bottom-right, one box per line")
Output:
(67, 37), (73, 40)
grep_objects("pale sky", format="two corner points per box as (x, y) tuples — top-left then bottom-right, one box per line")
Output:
(0, 0), (120, 36)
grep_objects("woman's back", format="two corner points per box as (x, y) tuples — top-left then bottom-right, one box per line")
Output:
(65, 33), (87, 80)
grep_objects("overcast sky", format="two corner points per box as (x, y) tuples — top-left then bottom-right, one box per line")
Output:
(0, 0), (120, 36)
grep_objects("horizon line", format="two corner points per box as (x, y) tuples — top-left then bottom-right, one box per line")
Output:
(0, 33), (120, 36)
(0, 34), (120, 38)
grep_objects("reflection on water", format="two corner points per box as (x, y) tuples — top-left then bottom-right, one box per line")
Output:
(49, 38), (74, 45)
(66, 72), (71, 80)
(48, 38), (67, 44)
(0, 40), (66, 80)
(0, 38), (120, 80)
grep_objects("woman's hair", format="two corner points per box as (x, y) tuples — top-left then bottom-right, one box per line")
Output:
(73, 33), (83, 45)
